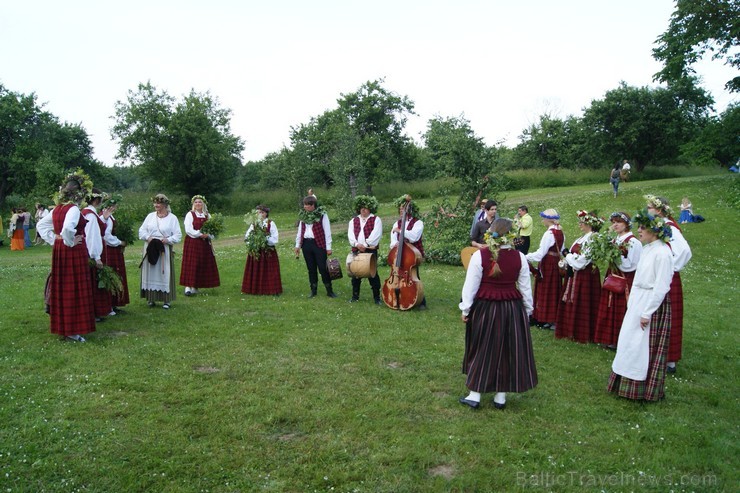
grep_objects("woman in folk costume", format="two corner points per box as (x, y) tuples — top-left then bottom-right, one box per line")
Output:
(555, 210), (604, 343)
(646, 195), (691, 374)
(608, 210), (673, 401)
(139, 194), (182, 309)
(525, 209), (565, 329)
(348, 195), (383, 304)
(81, 188), (114, 319)
(100, 196), (130, 312)
(9, 208), (25, 251)
(180, 195), (220, 296)
(35, 169), (96, 342)
(593, 212), (643, 348)
(458, 218), (537, 410)
(242, 205), (282, 295)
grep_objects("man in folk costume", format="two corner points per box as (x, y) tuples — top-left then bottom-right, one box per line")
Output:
(35, 169), (97, 342)
(81, 188), (114, 320)
(294, 195), (336, 298)
(646, 195), (691, 374)
(608, 210), (673, 401)
(390, 195), (427, 309)
(347, 195), (383, 304)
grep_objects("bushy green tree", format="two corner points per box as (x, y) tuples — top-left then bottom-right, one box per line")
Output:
(653, 0), (740, 93)
(112, 82), (244, 198)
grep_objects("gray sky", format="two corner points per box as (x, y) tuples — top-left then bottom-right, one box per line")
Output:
(1, 0), (737, 165)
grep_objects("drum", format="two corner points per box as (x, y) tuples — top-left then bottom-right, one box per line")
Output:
(346, 252), (377, 278)
(326, 257), (343, 280)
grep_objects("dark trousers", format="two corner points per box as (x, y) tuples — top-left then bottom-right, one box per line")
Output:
(515, 236), (531, 255)
(351, 250), (381, 294)
(301, 238), (331, 285)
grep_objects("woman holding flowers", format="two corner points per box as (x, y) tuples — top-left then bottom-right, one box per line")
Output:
(525, 209), (565, 329)
(593, 212), (642, 348)
(242, 205), (282, 295)
(101, 195), (131, 312)
(608, 210), (673, 401)
(555, 210), (604, 343)
(35, 170), (96, 342)
(458, 218), (537, 410)
(180, 195), (220, 296)
(139, 194), (182, 309)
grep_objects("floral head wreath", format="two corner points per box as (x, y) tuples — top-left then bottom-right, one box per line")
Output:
(101, 193), (122, 209)
(191, 194), (207, 205)
(353, 195), (379, 214)
(577, 210), (605, 229)
(54, 168), (93, 205)
(483, 218), (516, 260)
(609, 211), (631, 225)
(393, 195), (419, 219)
(644, 195), (673, 217)
(632, 209), (672, 242)
(86, 188), (107, 204)
(152, 194), (170, 205)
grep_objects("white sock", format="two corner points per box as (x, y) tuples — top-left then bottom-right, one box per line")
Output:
(666, 362), (676, 369)
(465, 391), (481, 403)
(493, 392), (506, 405)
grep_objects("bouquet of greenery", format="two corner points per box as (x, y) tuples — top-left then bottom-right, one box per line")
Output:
(244, 211), (269, 259)
(585, 230), (629, 272)
(89, 259), (124, 296)
(113, 214), (136, 246)
(200, 213), (225, 238)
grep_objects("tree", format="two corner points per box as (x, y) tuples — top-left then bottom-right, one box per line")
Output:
(581, 81), (712, 171)
(513, 114), (571, 169)
(0, 84), (99, 206)
(653, 0), (740, 92)
(112, 82), (245, 198)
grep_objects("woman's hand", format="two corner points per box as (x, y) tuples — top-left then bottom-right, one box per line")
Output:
(461, 314), (468, 323)
(640, 317), (649, 330)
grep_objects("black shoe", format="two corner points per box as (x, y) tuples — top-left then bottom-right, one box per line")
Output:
(458, 397), (480, 409)
(666, 365), (676, 374)
(493, 401), (506, 410)
(349, 298), (360, 303)
(327, 291), (338, 298)
(374, 298), (382, 305)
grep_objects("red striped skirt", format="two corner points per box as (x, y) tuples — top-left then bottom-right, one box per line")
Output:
(179, 236), (220, 288)
(532, 254), (563, 324)
(593, 270), (636, 346)
(555, 265), (601, 343)
(242, 248), (282, 295)
(667, 272), (683, 362)
(49, 241), (96, 336)
(106, 245), (130, 307)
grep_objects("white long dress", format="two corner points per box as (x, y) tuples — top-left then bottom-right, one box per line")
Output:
(139, 212), (182, 298)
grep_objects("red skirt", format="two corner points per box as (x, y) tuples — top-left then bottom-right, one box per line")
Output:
(532, 254), (563, 324)
(593, 270), (636, 346)
(49, 241), (96, 336)
(179, 236), (220, 288)
(106, 245), (130, 307)
(555, 265), (601, 343)
(10, 229), (25, 250)
(242, 248), (282, 295)
(667, 272), (683, 362)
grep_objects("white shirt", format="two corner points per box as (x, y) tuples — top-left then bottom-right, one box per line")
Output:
(36, 205), (82, 247)
(138, 212), (182, 244)
(526, 226), (565, 263)
(459, 247), (533, 317)
(82, 205), (103, 260)
(615, 231), (642, 273)
(565, 231), (594, 271)
(668, 224), (692, 272)
(184, 210), (209, 238)
(102, 215), (123, 248)
(295, 213), (332, 250)
(390, 218), (423, 249)
(348, 214), (382, 249)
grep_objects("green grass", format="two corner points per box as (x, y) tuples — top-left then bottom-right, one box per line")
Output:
(0, 175), (737, 492)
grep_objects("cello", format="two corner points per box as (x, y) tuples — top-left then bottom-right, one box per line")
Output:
(382, 195), (424, 310)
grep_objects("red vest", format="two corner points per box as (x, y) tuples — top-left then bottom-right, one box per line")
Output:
(395, 218), (424, 257)
(476, 248), (523, 300)
(299, 217), (327, 250)
(352, 215), (377, 252)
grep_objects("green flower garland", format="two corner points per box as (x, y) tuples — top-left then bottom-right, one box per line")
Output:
(298, 204), (327, 224)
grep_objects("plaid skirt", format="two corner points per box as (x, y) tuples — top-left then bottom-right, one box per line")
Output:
(49, 241), (96, 336)
(532, 254), (563, 324)
(242, 248), (282, 295)
(555, 265), (601, 343)
(106, 245), (130, 307)
(462, 298), (538, 393)
(91, 264), (113, 317)
(667, 272), (683, 362)
(179, 236), (220, 288)
(607, 299), (671, 401)
(593, 270), (635, 346)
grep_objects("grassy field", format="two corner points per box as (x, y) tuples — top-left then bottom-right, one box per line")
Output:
(0, 175), (737, 492)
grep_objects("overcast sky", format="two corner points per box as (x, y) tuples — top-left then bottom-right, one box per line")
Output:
(1, 0), (737, 165)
